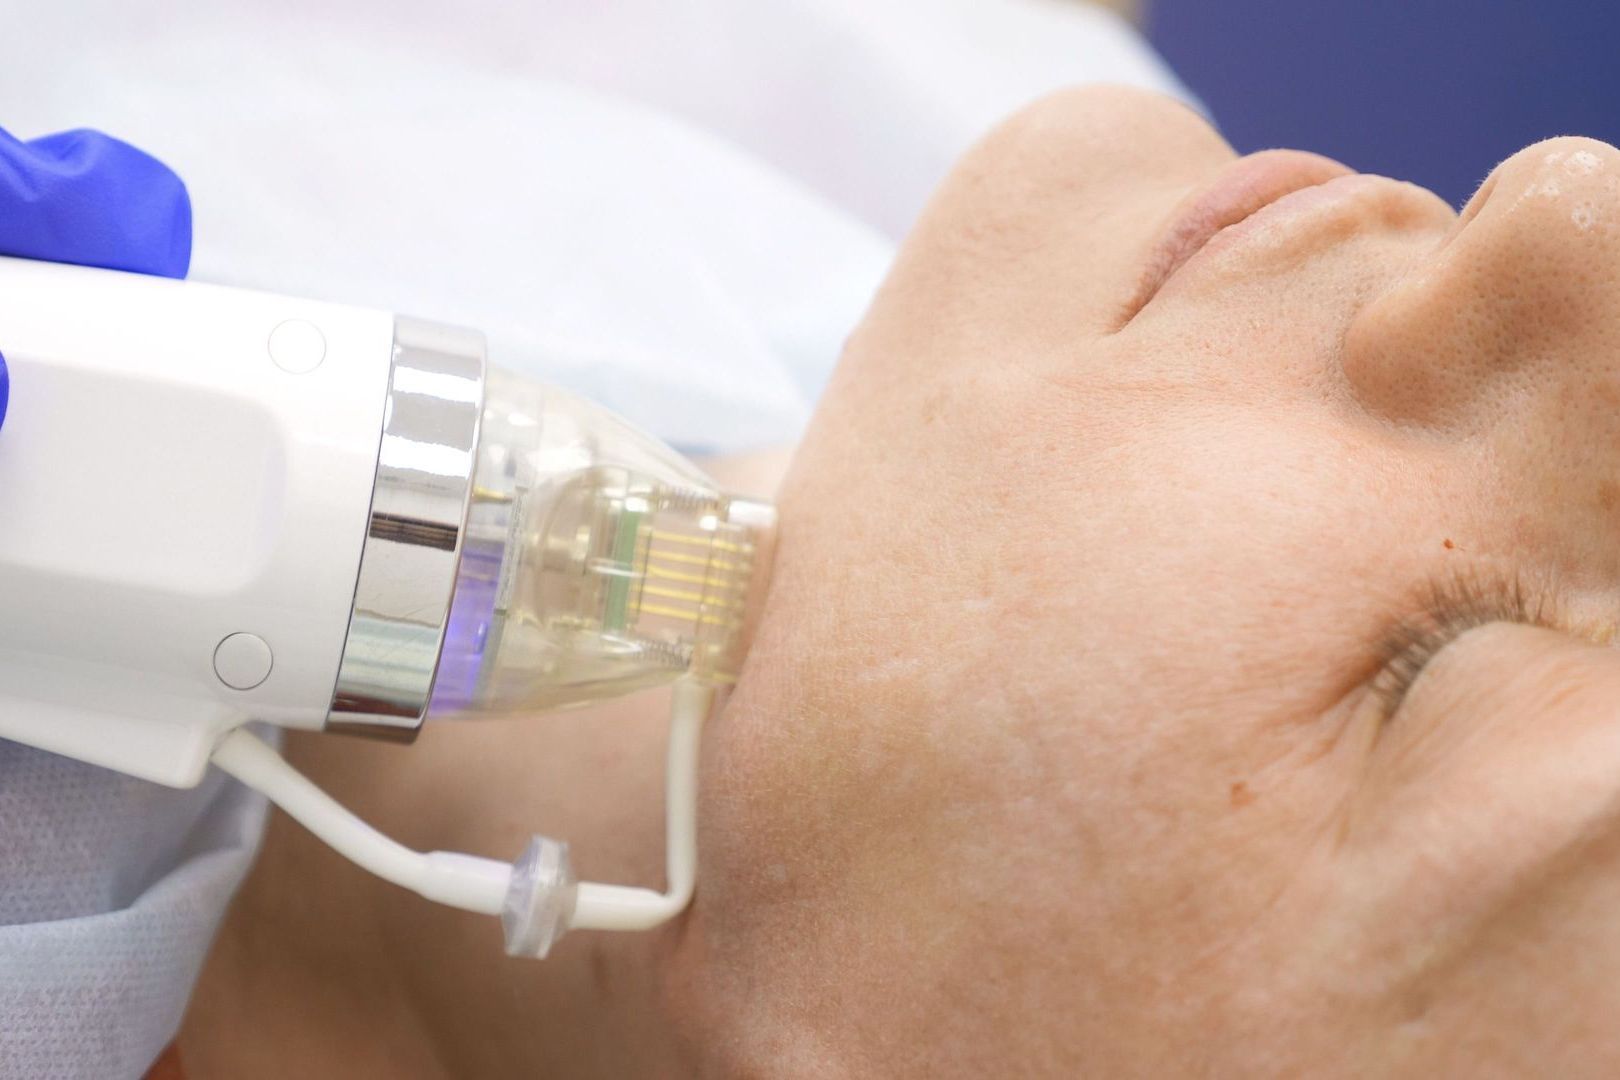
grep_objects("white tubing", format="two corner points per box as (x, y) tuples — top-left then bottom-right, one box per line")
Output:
(569, 679), (712, 931)
(211, 676), (714, 938)
(211, 728), (511, 915)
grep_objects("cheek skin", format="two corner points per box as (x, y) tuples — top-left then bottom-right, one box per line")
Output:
(669, 333), (1505, 1076)
(673, 347), (1133, 1072)
(1112, 229), (1441, 408)
(867, 84), (1234, 351)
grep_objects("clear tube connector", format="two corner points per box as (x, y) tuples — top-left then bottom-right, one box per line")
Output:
(501, 676), (713, 956)
(502, 835), (578, 959)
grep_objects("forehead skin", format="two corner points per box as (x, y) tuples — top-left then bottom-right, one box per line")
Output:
(667, 88), (1620, 1077)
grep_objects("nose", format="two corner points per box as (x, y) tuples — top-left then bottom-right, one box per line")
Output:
(1343, 137), (1620, 579)
(1345, 136), (1620, 429)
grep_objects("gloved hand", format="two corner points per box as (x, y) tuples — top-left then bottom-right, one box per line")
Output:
(0, 126), (192, 433)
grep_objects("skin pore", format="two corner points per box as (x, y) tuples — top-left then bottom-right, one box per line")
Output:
(186, 87), (1620, 1076)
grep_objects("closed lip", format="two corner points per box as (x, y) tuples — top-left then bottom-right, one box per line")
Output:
(1127, 149), (1355, 317)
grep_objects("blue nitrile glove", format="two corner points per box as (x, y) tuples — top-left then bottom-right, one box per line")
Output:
(0, 126), (192, 434)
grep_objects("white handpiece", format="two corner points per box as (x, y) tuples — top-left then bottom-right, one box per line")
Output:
(0, 256), (777, 956)
(0, 255), (395, 785)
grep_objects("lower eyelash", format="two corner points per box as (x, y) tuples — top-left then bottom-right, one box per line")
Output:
(1370, 568), (1561, 718)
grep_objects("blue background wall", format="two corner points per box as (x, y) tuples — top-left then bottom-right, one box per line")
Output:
(1145, 1), (1620, 207)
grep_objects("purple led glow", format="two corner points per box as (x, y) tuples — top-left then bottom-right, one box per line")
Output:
(430, 536), (504, 716)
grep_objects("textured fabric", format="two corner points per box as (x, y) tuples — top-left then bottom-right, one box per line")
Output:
(0, 758), (264, 1079)
(0, 3), (1188, 1077)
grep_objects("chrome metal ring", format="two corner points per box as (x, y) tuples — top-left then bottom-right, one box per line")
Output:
(326, 317), (485, 740)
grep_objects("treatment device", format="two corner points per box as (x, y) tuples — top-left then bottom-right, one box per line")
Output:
(0, 255), (777, 958)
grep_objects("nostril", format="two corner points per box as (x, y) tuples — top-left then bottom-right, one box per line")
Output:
(1446, 137), (1620, 250)
(1457, 171), (1500, 230)
(1429, 169), (1500, 259)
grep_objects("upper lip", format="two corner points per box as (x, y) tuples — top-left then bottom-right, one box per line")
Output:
(1126, 149), (1354, 318)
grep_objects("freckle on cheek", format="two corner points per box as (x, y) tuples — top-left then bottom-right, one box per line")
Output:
(1229, 780), (1257, 809)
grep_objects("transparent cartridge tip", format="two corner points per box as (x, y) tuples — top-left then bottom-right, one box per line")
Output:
(431, 368), (778, 718)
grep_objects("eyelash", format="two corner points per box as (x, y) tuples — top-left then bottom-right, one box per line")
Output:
(1370, 569), (1563, 718)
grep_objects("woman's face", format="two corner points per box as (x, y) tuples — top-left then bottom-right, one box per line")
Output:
(676, 88), (1620, 1075)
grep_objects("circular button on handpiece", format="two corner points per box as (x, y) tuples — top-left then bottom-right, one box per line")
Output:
(268, 319), (327, 374)
(214, 633), (273, 691)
